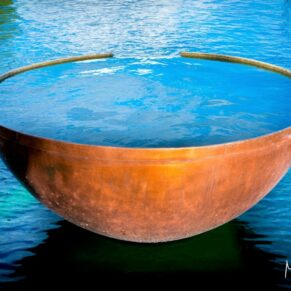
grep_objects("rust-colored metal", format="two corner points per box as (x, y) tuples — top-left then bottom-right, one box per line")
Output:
(0, 52), (290, 243)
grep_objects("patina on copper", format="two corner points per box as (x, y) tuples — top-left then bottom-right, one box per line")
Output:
(0, 52), (290, 243)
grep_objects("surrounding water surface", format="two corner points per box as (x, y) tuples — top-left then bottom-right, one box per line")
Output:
(0, 0), (290, 289)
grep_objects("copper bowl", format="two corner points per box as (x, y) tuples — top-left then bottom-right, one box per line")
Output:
(0, 52), (290, 243)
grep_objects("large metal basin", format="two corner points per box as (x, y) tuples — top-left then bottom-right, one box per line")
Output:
(0, 52), (290, 242)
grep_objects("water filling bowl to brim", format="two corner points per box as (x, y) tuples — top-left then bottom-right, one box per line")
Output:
(0, 52), (290, 243)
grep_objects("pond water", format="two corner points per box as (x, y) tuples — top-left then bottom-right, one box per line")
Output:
(0, 0), (290, 289)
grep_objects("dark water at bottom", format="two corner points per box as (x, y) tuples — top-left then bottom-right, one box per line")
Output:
(0, 218), (288, 290)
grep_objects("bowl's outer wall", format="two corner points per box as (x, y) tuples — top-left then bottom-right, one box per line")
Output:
(0, 125), (290, 242)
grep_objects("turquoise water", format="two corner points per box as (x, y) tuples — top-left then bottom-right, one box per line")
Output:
(0, 0), (290, 289)
(0, 57), (290, 147)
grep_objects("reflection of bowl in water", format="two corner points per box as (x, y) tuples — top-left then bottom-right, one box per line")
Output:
(0, 52), (290, 242)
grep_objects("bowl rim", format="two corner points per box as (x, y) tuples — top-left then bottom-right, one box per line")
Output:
(0, 51), (290, 154)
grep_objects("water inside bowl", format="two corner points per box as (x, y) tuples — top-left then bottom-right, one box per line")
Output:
(0, 57), (290, 147)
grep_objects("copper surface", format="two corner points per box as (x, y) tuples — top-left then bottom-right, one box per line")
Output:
(0, 52), (290, 243)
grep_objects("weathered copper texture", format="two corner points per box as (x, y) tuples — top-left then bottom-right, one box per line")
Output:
(0, 52), (290, 243)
